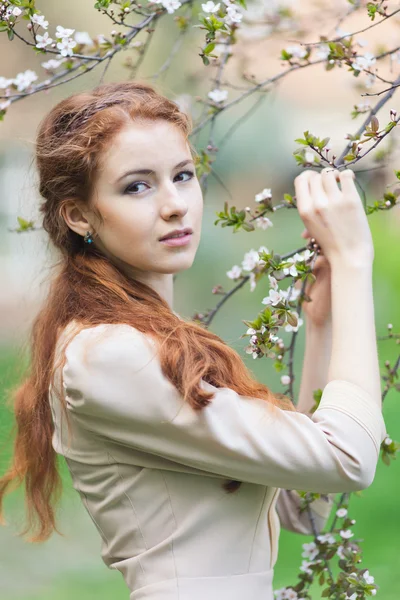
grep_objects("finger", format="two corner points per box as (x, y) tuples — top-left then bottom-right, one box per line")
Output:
(294, 171), (314, 217)
(301, 228), (310, 238)
(308, 172), (329, 209)
(320, 167), (342, 199)
(338, 169), (359, 202)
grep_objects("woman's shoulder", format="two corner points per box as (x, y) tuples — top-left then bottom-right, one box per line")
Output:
(57, 319), (157, 366)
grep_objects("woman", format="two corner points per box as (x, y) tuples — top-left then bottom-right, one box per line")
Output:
(0, 81), (386, 600)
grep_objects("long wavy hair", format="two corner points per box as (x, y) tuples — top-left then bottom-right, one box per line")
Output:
(0, 80), (297, 544)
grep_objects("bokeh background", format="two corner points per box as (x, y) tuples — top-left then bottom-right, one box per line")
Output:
(1, 0), (399, 598)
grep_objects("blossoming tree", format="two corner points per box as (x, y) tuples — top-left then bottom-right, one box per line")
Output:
(1, 0), (399, 598)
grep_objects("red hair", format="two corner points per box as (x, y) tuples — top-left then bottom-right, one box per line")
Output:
(0, 80), (297, 543)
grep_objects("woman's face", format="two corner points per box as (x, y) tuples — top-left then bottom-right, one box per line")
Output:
(69, 119), (204, 291)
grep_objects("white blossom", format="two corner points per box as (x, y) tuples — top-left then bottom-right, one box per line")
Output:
(305, 150), (316, 163)
(363, 570), (375, 584)
(255, 188), (272, 202)
(282, 257), (298, 277)
(241, 249), (261, 271)
(281, 375), (291, 386)
(302, 541), (319, 561)
(202, 1), (220, 13)
(317, 532), (336, 544)
(74, 31), (94, 46)
(13, 69), (38, 92)
(256, 216), (274, 230)
(315, 43), (330, 60)
(57, 38), (77, 57)
(55, 25), (76, 39)
(226, 265), (242, 280)
(384, 437), (392, 445)
(296, 249), (314, 262)
(336, 508), (348, 518)
(249, 271), (257, 292)
(285, 45), (307, 59)
(352, 52), (376, 72)
(336, 545), (346, 560)
(365, 72), (376, 88)
(208, 88), (228, 103)
(285, 314), (303, 333)
(268, 275), (278, 290)
(224, 4), (243, 24)
(299, 559), (313, 575)
(355, 102), (371, 112)
(12, 6), (22, 16)
(31, 14), (49, 29)
(262, 289), (283, 306)
(0, 76), (14, 89)
(36, 32), (53, 49)
(281, 288), (301, 302)
(274, 588), (288, 600)
(41, 58), (64, 70)
(340, 529), (354, 539)
(0, 99), (11, 111)
(285, 590), (299, 600)
(246, 328), (257, 335)
(157, 0), (182, 13)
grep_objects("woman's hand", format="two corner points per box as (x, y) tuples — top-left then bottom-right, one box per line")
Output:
(295, 229), (332, 328)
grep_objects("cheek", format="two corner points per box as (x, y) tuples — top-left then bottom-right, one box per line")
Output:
(99, 209), (152, 254)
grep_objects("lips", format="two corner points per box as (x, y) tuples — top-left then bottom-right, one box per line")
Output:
(159, 227), (193, 241)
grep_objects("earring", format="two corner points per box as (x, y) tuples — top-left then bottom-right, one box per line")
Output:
(84, 230), (94, 244)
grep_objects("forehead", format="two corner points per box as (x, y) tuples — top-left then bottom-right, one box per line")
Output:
(100, 119), (190, 173)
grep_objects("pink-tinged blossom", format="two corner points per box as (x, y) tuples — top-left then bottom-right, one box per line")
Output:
(255, 216), (273, 230)
(36, 32), (53, 49)
(202, 1), (221, 13)
(302, 541), (319, 560)
(57, 38), (77, 57)
(255, 187), (272, 202)
(224, 5), (243, 24)
(285, 45), (307, 59)
(352, 52), (376, 72)
(340, 529), (354, 539)
(14, 70), (38, 92)
(226, 265), (242, 280)
(31, 13), (49, 29)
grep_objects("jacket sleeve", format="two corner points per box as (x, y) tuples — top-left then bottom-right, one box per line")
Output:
(61, 323), (387, 493)
(275, 489), (335, 535)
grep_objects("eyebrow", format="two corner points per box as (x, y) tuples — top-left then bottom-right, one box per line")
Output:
(115, 159), (195, 184)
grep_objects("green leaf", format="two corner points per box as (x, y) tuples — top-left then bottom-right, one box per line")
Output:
(370, 115), (379, 132)
(203, 42), (215, 55)
(241, 222), (255, 232)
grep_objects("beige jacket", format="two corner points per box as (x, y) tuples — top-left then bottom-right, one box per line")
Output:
(49, 319), (387, 600)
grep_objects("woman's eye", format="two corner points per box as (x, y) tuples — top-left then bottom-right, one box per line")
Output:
(124, 170), (195, 195)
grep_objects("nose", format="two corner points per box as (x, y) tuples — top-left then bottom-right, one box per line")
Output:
(160, 180), (189, 218)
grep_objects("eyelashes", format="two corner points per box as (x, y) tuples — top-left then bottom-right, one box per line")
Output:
(123, 170), (195, 195)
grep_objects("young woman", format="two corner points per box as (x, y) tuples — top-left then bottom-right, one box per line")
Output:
(0, 80), (386, 600)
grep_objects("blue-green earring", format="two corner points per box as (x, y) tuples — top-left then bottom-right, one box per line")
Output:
(84, 230), (93, 244)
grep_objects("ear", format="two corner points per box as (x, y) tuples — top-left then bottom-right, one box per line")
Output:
(60, 199), (92, 237)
